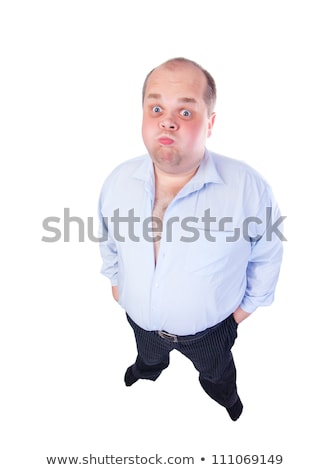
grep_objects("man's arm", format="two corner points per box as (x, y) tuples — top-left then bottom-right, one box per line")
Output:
(98, 192), (119, 302)
(238, 187), (284, 318)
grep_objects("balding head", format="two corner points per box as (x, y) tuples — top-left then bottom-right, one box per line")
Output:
(142, 57), (217, 117)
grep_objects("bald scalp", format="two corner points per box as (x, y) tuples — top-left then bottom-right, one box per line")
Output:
(142, 57), (217, 117)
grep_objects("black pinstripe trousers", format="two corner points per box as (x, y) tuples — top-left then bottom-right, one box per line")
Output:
(126, 313), (239, 409)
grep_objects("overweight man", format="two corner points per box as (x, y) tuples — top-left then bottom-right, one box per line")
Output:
(98, 57), (284, 421)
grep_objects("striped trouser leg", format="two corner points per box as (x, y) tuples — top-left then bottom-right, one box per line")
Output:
(126, 314), (174, 381)
(178, 315), (239, 408)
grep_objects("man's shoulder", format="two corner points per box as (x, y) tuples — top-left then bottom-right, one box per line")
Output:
(101, 154), (150, 188)
(208, 150), (269, 189)
(106, 154), (149, 177)
(208, 150), (264, 178)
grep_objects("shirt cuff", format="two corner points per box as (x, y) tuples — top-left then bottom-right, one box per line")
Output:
(239, 298), (257, 315)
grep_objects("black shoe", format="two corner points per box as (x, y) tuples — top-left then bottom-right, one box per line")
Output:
(226, 397), (243, 421)
(124, 365), (139, 387)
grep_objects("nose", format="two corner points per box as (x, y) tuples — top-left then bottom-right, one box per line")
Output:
(159, 117), (178, 131)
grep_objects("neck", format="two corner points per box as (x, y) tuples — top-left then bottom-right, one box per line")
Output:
(153, 164), (199, 190)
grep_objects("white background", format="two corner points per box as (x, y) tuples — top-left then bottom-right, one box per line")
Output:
(1, 1), (330, 468)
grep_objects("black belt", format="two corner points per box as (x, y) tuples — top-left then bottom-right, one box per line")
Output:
(157, 330), (180, 343)
(157, 318), (226, 343)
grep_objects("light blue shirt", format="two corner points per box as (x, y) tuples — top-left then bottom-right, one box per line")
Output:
(99, 150), (284, 335)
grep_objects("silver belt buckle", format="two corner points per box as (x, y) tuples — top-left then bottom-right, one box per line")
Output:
(158, 330), (178, 343)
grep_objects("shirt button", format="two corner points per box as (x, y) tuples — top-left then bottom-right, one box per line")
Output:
(155, 283), (159, 288)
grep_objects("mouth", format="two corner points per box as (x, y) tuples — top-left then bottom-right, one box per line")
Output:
(158, 136), (175, 146)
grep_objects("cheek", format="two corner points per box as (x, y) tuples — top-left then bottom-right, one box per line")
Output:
(141, 117), (154, 141)
(183, 122), (207, 144)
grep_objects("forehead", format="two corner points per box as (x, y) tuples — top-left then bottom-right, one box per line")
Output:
(145, 63), (207, 100)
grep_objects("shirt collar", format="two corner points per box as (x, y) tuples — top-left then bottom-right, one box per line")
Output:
(131, 155), (155, 196)
(131, 149), (225, 197)
(190, 149), (225, 186)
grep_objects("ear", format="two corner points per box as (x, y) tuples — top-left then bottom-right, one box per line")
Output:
(207, 112), (216, 138)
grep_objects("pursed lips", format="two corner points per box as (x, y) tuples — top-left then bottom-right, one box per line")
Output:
(158, 136), (175, 145)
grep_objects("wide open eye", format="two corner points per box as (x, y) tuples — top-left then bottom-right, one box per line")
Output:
(152, 106), (162, 113)
(180, 109), (191, 117)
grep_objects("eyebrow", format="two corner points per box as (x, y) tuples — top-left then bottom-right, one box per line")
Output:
(146, 93), (197, 104)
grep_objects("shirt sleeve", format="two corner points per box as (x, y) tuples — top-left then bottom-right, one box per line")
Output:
(98, 190), (119, 286)
(239, 186), (285, 313)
